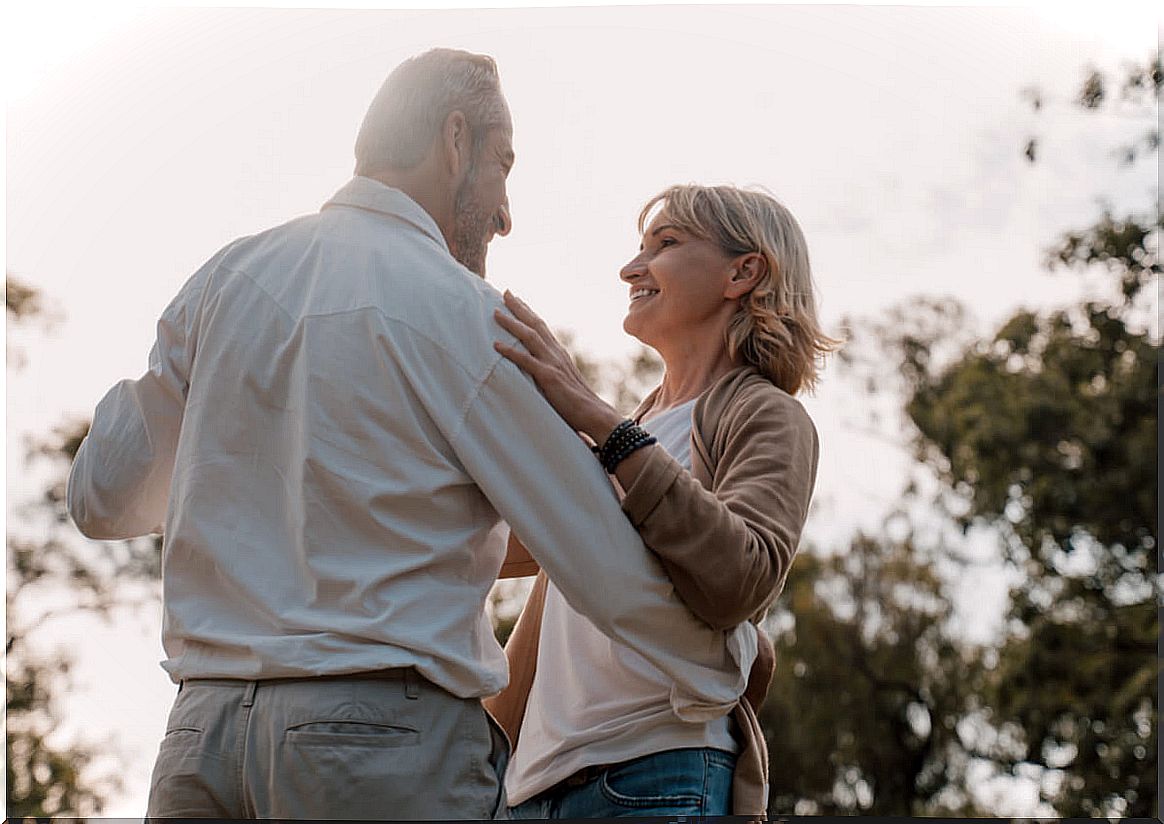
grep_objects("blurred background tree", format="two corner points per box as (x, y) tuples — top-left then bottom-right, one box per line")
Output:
(899, 252), (1157, 814)
(911, 53), (1158, 817)
(815, 52), (1159, 815)
(760, 531), (990, 815)
(6, 274), (162, 818)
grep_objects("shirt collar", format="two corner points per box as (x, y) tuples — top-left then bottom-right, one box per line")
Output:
(322, 176), (450, 254)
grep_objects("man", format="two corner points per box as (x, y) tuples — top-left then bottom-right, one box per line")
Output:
(68, 49), (756, 819)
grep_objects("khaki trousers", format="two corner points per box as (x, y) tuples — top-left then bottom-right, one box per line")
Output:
(145, 669), (509, 820)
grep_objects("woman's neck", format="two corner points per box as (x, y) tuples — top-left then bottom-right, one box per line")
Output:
(651, 343), (741, 412)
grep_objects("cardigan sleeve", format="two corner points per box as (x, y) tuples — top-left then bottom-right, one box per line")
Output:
(620, 386), (818, 631)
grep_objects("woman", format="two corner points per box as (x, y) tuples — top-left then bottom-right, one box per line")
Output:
(487, 184), (840, 818)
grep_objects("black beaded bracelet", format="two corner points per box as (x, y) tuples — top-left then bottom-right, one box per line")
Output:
(592, 419), (637, 457)
(597, 421), (640, 464)
(604, 431), (657, 473)
(602, 424), (640, 460)
(593, 419), (657, 473)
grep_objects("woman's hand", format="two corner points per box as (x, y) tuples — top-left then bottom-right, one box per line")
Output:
(493, 290), (622, 443)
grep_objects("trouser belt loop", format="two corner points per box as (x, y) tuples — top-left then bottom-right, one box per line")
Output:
(404, 668), (419, 699)
(242, 680), (257, 707)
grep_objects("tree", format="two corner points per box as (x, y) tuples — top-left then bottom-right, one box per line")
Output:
(842, 54), (1159, 816)
(761, 530), (988, 815)
(6, 275), (161, 818)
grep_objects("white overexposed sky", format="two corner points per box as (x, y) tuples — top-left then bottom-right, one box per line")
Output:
(5, 0), (1159, 815)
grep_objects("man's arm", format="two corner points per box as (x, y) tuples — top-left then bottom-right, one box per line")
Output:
(450, 357), (754, 718)
(67, 270), (204, 539)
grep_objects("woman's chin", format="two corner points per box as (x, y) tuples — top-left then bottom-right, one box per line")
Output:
(622, 315), (654, 348)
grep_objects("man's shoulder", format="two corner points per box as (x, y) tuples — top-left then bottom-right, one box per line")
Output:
(217, 208), (501, 309)
(196, 213), (322, 278)
(314, 210), (509, 376)
(198, 206), (509, 377)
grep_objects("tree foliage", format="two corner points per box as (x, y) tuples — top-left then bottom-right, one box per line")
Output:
(1023, 52), (1160, 166)
(934, 56), (1157, 818)
(900, 281), (1158, 815)
(6, 275), (42, 320)
(838, 54), (1159, 816)
(6, 276), (161, 818)
(762, 533), (987, 815)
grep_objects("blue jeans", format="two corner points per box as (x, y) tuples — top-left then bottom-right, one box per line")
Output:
(508, 747), (735, 819)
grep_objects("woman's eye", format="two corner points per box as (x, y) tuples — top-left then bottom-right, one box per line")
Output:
(659, 237), (677, 248)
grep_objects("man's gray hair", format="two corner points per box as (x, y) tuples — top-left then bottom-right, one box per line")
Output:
(355, 48), (508, 175)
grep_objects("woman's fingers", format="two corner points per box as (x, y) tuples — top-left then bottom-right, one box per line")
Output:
(502, 289), (534, 320)
(494, 308), (544, 355)
(503, 290), (554, 339)
(494, 338), (532, 367)
(493, 293), (614, 436)
(494, 340), (555, 406)
(495, 294), (566, 368)
(494, 290), (576, 390)
(493, 339), (547, 385)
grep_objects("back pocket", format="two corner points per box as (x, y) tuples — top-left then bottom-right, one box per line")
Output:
(285, 719), (421, 747)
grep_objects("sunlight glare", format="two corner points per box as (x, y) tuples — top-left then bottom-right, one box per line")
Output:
(5, 2), (150, 103)
(1030, 1), (1160, 52)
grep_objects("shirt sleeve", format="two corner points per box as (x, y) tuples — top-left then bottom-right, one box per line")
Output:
(449, 356), (757, 721)
(67, 267), (207, 540)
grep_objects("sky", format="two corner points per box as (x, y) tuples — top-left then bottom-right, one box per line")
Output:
(5, 0), (1160, 815)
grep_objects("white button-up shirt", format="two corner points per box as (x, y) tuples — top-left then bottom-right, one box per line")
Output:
(68, 177), (755, 711)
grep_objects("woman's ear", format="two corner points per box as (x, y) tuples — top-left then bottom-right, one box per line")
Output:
(724, 252), (767, 300)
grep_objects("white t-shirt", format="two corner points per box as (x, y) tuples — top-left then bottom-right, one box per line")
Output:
(505, 399), (739, 806)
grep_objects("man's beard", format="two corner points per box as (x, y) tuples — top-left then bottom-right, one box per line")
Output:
(450, 162), (491, 278)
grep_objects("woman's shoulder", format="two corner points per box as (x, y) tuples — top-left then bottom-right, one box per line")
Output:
(700, 366), (815, 432)
(698, 366), (820, 474)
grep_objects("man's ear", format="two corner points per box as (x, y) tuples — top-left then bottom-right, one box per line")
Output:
(441, 110), (472, 179)
(724, 252), (767, 300)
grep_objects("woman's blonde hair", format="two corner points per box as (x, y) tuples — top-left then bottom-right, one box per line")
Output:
(638, 184), (842, 395)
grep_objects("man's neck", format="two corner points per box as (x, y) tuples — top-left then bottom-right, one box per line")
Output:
(365, 167), (455, 250)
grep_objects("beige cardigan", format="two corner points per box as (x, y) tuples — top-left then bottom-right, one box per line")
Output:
(485, 365), (820, 817)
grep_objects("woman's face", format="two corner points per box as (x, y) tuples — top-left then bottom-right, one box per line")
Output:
(620, 211), (737, 348)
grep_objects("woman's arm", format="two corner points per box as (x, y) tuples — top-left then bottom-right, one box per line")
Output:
(483, 571), (549, 746)
(620, 387), (819, 630)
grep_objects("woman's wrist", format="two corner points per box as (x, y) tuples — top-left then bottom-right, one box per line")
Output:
(581, 404), (626, 447)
